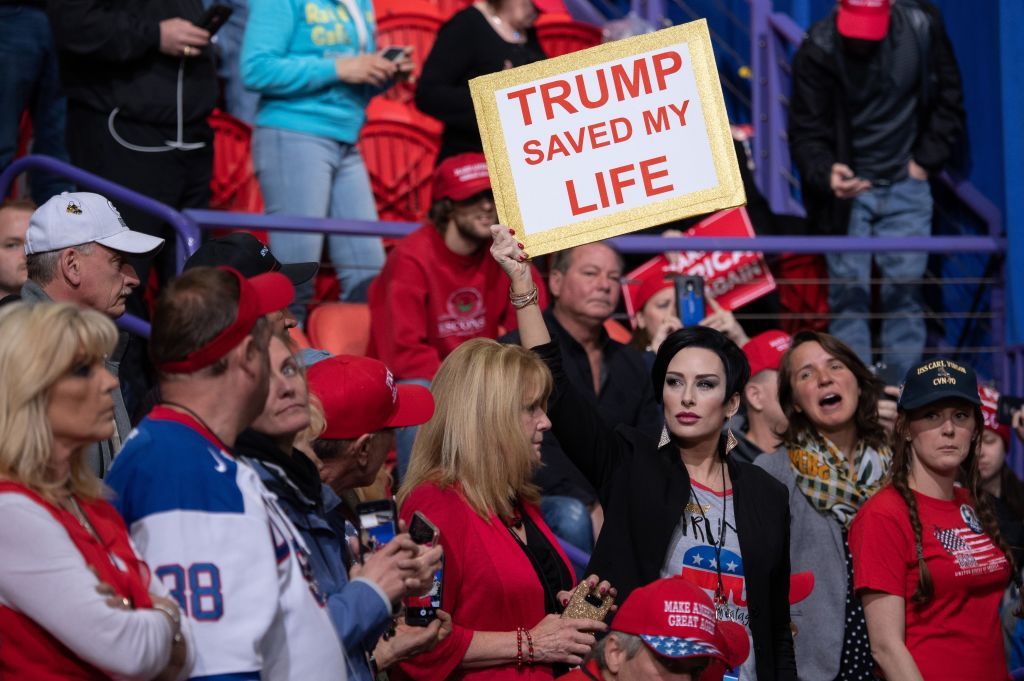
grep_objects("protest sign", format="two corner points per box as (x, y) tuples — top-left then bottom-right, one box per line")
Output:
(623, 206), (775, 321)
(469, 19), (744, 256)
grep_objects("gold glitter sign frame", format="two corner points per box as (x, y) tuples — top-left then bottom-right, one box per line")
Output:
(469, 19), (745, 256)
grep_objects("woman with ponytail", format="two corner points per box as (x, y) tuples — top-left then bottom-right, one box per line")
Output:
(850, 359), (1015, 680)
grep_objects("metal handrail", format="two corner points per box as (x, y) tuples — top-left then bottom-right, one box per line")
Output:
(0, 154), (205, 338)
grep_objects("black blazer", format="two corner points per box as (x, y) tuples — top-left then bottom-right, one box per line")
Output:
(536, 343), (797, 681)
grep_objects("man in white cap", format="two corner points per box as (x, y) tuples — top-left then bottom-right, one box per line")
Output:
(20, 191), (164, 476)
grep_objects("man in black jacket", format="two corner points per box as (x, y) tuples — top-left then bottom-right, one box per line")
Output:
(788, 0), (963, 379)
(49, 0), (218, 301)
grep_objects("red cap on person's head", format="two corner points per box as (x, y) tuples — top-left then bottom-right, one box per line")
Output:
(612, 576), (749, 669)
(743, 330), (792, 378)
(432, 153), (492, 203)
(837, 0), (891, 41)
(633, 269), (675, 317)
(307, 355), (435, 440)
(157, 267), (294, 374)
(979, 384), (1012, 446)
(532, 0), (567, 13)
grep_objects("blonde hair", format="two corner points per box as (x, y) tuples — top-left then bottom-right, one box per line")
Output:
(398, 339), (552, 522)
(0, 302), (117, 500)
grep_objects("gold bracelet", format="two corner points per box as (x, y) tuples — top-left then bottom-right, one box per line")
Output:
(509, 285), (539, 310)
(151, 601), (183, 643)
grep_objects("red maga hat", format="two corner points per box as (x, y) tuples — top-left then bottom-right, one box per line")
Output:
(432, 153), (491, 203)
(612, 576), (749, 669)
(307, 355), (435, 440)
(158, 267), (294, 374)
(837, 0), (891, 41)
(742, 330), (792, 378)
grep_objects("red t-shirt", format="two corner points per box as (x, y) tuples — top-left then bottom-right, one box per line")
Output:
(368, 225), (548, 381)
(850, 485), (1010, 680)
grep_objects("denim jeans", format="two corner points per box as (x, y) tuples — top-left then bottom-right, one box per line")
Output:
(253, 126), (385, 323)
(540, 495), (594, 556)
(394, 378), (432, 485)
(827, 176), (931, 379)
(0, 5), (72, 203)
(209, 0), (260, 124)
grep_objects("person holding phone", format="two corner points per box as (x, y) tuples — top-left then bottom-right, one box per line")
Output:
(237, 338), (445, 681)
(754, 330), (890, 680)
(850, 359), (1016, 680)
(492, 227), (796, 680)
(978, 387), (1024, 569)
(242, 0), (414, 322)
(396, 338), (612, 680)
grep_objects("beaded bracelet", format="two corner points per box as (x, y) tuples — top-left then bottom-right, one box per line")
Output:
(516, 627), (524, 669)
(524, 627), (535, 665)
(509, 285), (539, 310)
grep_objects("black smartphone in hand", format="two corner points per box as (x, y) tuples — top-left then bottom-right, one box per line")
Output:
(356, 500), (397, 556)
(200, 4), (233, 36)
(404, 511), (442, 627)
(997, 395), (1024, 425)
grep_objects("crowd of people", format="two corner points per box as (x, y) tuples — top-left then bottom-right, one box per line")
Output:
(1, 0), (1019, 679)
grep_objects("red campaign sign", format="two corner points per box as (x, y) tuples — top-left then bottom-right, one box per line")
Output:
(623, 206), (775, 319)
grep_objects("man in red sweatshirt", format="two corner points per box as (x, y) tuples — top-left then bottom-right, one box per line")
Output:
(367, 153), (546, 479)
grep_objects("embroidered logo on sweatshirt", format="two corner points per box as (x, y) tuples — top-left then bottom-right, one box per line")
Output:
(437, 287), (486, 338)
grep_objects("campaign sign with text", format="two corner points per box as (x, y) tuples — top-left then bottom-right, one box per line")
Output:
(623, 206), (775, 319)
(470, 20), (744, 256)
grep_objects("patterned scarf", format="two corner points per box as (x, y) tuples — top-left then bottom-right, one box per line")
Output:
(788, 433), (892, 528)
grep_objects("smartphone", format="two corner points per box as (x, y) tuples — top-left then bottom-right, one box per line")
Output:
(408, 511), (439, 547)
(674, 275), (705, 327)
(997, 395), (1024, 425)
(381, 46), (409, 62)
(356, 500), (397, 555)
(405, 559), (443, 626)
(560, 581), (615, 622)
(200, 4), (233, 36)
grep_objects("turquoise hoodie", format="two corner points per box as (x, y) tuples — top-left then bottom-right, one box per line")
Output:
(242, 0), (377, 144)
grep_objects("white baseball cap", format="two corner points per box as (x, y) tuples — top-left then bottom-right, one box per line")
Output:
(26, 192), (165, 256)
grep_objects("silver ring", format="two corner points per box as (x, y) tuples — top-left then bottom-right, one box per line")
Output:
(120, 597), (131, 608)
(183, 46), (193, 57)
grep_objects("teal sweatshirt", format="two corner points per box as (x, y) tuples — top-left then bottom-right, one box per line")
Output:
(241, 0), (377, 144)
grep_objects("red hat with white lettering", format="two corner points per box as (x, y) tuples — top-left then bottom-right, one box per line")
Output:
(837, 0), (891, 41)
(307, 356), (435, 439)
(432, 153), (491, 202)
(612, 576), (749, 667)
(978, 384), (1012, 446)
(742, 330), (792, 378)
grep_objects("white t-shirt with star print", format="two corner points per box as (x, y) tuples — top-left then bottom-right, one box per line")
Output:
(660, 480), (756, 679)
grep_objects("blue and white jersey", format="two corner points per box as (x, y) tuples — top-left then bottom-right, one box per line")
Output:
(106, 408), (347, 681)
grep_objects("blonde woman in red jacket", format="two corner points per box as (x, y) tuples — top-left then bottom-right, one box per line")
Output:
(396, 339), (611, 680)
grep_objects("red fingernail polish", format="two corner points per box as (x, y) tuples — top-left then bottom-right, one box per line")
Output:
(509, 229), (515, 235)
(561, 598), (568, 606)
(517, 242), (525, 249)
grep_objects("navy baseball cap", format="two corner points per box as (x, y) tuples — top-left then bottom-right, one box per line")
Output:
(897, 359), (981, 411)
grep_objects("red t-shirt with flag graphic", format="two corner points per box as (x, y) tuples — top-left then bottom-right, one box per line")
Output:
(368, 225), (547, 381)
(850, 486), (1010, 681)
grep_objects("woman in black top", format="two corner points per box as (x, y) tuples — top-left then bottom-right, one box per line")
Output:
(491, 226), (797, 680)
(416, 0), (546, 160)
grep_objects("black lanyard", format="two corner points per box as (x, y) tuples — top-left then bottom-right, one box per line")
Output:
(688, 462), (728, 610)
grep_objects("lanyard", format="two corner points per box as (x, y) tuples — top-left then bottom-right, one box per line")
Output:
(689, 462), (729, 612)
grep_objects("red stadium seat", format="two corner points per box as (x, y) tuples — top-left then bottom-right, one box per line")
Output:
(425, 0), (473, 21)
(306, 303), (372, 356)
(535, 12), (602, 58)
(358, 98), (443, 224)
(374, 0), (443, 105)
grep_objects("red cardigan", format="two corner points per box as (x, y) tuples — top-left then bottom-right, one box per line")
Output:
(395, 483), (575, 681)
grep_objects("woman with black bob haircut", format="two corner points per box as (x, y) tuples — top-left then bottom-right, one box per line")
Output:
(490, 226), (796, 680)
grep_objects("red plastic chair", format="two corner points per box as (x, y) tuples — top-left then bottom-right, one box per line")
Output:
(374, 0), (443, 105)
(306, 303), (372, 356)
(425, 0), (472, 21)
(535, 12), (602, 57)
(207, 110), (269, 242)
(358, 98), (443, 224)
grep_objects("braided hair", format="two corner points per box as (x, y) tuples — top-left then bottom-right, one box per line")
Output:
(890, 406), (1023, 613)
